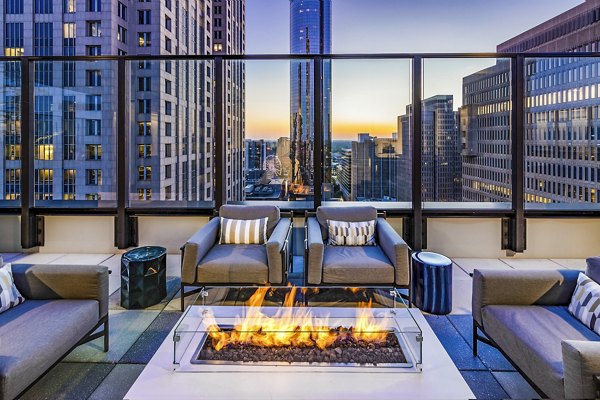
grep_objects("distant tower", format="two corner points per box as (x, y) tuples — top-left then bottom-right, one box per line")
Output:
(289, 0), (331, 199)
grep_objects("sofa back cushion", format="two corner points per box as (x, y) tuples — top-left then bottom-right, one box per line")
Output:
(0, 264), (25, 314)
(316, 206), (378, 240)
(220, 204), (280, 237)
(568, 272), (600, 335)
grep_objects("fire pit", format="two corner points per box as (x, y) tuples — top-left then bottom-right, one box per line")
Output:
(173, 287), (422, 372)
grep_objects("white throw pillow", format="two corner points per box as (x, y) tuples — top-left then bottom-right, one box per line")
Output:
(327, 219), (376, 246)
(568, 272), (600, 335)
(0, 263), (26, 314)
(219, 217), (269, 245)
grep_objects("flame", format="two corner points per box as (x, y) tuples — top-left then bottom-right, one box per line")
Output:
(204, 287), (388, 352)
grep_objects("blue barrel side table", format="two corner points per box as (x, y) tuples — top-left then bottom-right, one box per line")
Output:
(410, 251), (453, 314)
(121, 246), (167, 309)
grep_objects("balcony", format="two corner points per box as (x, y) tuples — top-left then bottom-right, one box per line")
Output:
(1, 53), (600, 399)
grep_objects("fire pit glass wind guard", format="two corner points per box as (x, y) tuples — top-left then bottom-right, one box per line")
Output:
(173, 293), (422, 372)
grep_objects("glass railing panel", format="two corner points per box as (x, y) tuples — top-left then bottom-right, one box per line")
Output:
(128, 59), (214, 208)
(0, 60), (21, 207)
(524, 56), (600, 210)
(422, 58), (512, 210)
(322, 58), (412, 209)
(32, 60), (117, 207)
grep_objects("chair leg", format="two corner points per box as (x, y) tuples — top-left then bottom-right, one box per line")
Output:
(472, 321), (478, 357)
(180, 284), (186, 312)
(103, 317), (109, 352)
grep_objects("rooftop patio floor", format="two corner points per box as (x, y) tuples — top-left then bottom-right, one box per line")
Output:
(4, 253), (585, 399)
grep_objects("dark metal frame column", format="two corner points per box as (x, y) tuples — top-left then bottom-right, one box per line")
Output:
(409, 56), (424, 250)
(313, 56), (323, 207)
(214, 56), (227, 208)
(115, 58), (137, 249)
(20, 58), (43, 248)
(505, 55), (526, 252)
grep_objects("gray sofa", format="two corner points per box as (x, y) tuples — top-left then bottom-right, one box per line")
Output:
(180, 205), (293, 311)
(304, 206), (410, 288)
(472, 261), (600, 399)
(0, 263), (109, 400)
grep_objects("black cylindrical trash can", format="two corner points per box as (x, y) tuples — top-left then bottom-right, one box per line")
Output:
(411, 251), (453, 314)
(121, 246), (167, 309)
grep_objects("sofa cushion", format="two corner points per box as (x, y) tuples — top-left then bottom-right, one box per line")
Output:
(482, 305), (600, 399)
(197, 244), (268, 284)
(327, 220), (376, 246)
(322, 246), (394, 284)
(219, 217), (268, 245)
(0, 264), (25, 314)
(316, 206), (378, 240)
(0, 299), (99, 400)
(569, 272), (600, 335)
(220, 205), (280, 237)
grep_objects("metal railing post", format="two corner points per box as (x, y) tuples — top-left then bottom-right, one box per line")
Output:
(410, 56), (424, 251)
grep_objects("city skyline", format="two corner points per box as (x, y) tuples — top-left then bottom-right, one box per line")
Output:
(245, 0), (583, 140)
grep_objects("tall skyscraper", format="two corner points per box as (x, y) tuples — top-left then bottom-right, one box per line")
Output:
(289, 0), (331, 200)
(399, 95), (462, 202)
(0, 0), (245, 204)
(462, 0), (600, 205)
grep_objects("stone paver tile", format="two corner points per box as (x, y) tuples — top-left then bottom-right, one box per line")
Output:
(450, 279), (472, 315)
(493, 371), (539, 399)
(50, 253), (113, 265)
(452, 262), (471, 281)
(14, 253), (66, 264)
(550, 258), (586, 271)
(460, 370), (509, 400)
(88, 364), (146, 400)
(500, 258), (562, 270)
(453, 258), (513, 275)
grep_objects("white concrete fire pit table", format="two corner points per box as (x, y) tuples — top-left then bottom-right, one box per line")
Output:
(126, 290), (473, 399)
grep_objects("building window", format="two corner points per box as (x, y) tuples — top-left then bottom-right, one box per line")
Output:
(86, 95), (102, 111)
(87, 119), (101, 136)
(117, 26), (127, 44)
(139, 60), (151, 69)
(165, 38), (172, 52)
(5, 168), (21, 200)
(35, 169), (53, 200)
(138, 99), (151, 114)
(165, 0), (171, 9)
(64, 0), (75, 12)
(165, 165), (172, 179)
(165, 17), (172, 31)
(138, 77), (151, 91)
(87, 45), (101, 56)
(63, 169), (76, 200)
(138, 144), (151, 158)
(34, 95), (53, 160)
(36, 144), (54, 160)
(138, 32), (151, 47)
(86, 169), (102, 185)
(137, 188), (151, 200)
(118, 49), (127, 55)
(86, 193), (101, 200)
(165, 61), (172, 74)
(138, 10), (151, 24)
(165, 185), (172, 200)
(138, 166), (152, 180)
(85, 144), (102, 160)
(165, 79), (172, 94)
(5, 23), (24, 56)
(165, 101), (172, 116)
(63, 96), (76, 161)
(86, 70), (101, 86)
(87, 21), (101, 37)
(165, 143), (172, 157)
(118, 1), (127, 19)
(87, 0), (100, 12)
(35, 0), (53, 14)
(165, 122), (172, 136)
(138, 121), (151, 136)
(6, 0), (24, 14)
(213, 43), (223, 52)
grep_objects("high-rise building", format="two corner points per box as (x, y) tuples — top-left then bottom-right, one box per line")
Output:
(348, 133), (402, 201)
(289, 0), (331, 200)
(0, 0), (245, 204)
(399, 95), (462, 202)
(337, 148), (352, 200)
(462, 0), (600, 205)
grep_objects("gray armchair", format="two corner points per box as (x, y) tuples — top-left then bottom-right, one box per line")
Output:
(180, 204), (292, 311)
(304, 206), (410, 289)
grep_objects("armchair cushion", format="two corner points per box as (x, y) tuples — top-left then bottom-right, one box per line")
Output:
(197, 244), (268, 284)
(327, 219), (376, 246)
(322, 246), (394, 284)
(481, 305), (600, 399)
(316, 206), (377, 240)
(220, 204), (280, 237)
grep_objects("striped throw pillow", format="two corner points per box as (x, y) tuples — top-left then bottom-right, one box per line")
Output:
(327, 220), (376, 246)
(569, 272), (600, 335)
(0, 263), (25, 314)
(219, 217), (269, 245)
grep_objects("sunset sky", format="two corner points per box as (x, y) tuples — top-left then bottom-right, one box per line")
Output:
(244, 0), (582, 141)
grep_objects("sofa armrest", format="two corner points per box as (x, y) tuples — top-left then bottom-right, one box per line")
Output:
(306, 217), (324, 285)
(376, 218), (410, 286)
(181, 217), (220, 284)
(266, 218), (292, 284)
(11, 263), (109, 319)
(472, 268), (579, 326)
(563, 340), (600, 399)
